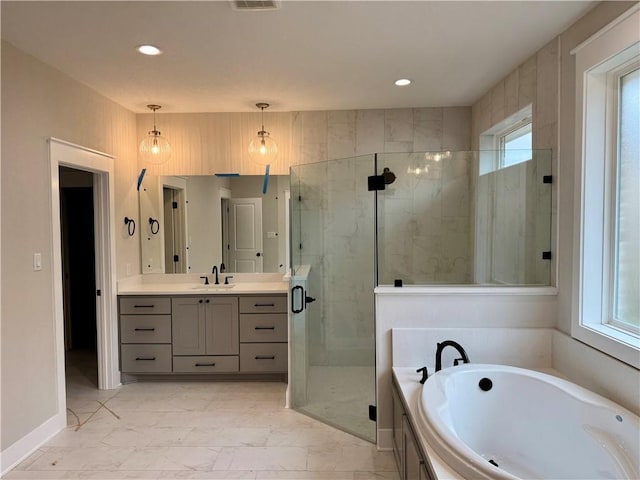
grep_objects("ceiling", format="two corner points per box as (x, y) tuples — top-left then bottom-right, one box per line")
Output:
(1, 1), (596, 113)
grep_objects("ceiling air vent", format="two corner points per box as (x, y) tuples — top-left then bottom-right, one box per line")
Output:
(232, 0), (281, 11)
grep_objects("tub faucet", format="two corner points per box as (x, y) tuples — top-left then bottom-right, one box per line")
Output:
(435, 340), (470, 372)
(211, 265), (219, 284)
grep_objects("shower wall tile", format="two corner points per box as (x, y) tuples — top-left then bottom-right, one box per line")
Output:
(302, 143), (328, 165)
(328, 120), (356, 161)
(413, 108), (443, 152)
(300, 111), (328, 144)
(443, 107), (471, 151)
(504, 69), (520, 117)
(384, 109), (414, 142)
(355, 109), (385, 155)
(328, 110), (357, 124)
(518, 55), (537, 110)
(536, 38), (559, 129)
(384, 141), (413, 153)
(490, 82), (506, 125)
(476, 93), (493, 135)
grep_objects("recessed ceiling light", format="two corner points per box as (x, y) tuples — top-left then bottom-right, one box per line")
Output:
(137, 45), (162, 56)
(395, 78), (411, 87)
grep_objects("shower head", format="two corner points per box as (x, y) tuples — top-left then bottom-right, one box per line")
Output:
(383, 167), (396, 185)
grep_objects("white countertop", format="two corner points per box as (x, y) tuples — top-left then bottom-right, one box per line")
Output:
(393, 367), (462, 480)
(118, 273), (289, 296)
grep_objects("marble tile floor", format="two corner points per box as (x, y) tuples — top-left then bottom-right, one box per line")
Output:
(295, 367), (375, 442)
(4, 353), (398, 480)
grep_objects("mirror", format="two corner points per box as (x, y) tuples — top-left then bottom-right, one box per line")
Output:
(139, 174), (290, 274)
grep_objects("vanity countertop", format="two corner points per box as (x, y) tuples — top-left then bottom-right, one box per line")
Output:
(117, 273), (289, 296)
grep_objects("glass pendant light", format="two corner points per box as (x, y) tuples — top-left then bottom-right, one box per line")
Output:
(139, 104), (171, 165)
(248, 102), (278, 164)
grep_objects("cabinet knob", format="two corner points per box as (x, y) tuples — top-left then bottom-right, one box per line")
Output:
(205, 299), (210, 303)
(199, 299), (203, 303)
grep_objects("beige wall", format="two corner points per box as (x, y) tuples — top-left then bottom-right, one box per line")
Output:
(1, 41), (138, 451)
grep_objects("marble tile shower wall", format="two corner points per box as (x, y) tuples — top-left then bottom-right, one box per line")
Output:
(292, 107), (471, 364)
(472, 38), (559, 284)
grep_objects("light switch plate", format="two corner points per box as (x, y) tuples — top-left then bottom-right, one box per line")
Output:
(33, 253), (42, 271)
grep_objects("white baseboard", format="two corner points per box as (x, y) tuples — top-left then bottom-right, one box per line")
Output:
(0, 411), (66, 476)
(377, 427), (393, 451)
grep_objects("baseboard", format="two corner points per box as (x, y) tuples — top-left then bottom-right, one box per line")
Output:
(377, 427), (393, 451)
(0, 411), (66, 476)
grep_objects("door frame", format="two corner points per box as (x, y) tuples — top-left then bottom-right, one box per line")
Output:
(49, 138), (119, 404)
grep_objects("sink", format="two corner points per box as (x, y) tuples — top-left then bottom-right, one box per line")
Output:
(190, 284), (236, 291)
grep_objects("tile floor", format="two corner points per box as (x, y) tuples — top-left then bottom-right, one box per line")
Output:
(296, 367), (376, 442)
(4, 351), (398, 480)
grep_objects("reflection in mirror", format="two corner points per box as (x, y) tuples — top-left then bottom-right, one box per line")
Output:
(139, 174), (289, 274)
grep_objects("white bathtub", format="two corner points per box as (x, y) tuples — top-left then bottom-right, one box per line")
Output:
(417, 364), (639, 479)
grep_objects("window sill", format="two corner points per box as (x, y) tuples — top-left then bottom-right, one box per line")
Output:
(571, 322), (640, 369)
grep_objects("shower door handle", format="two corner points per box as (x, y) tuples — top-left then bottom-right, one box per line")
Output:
(291, 286), (316, 313)
(291, 285), (303, 313)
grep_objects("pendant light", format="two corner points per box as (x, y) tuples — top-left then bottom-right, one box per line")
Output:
(139, 104), (171, 165)
(248, 102), (278, 164)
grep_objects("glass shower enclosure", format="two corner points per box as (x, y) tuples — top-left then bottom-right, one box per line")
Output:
(288, 149), (552, 443)
(289, 154), (377, 442)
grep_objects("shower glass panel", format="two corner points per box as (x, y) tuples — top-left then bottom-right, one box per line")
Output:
(376, 149), (552, 285)
(289, 154), (377, 442)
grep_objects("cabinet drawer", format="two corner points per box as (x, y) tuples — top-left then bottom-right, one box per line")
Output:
(120, 344), (172, 373)
(240, 314), (287, 343)
(120, 315), (171, 343)
(173, 355), (239, 373)
(239, 296), (287, 314)
(119, 297), (171, 315)
(240, 343), (287, 372)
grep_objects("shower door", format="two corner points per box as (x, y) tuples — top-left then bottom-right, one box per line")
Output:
(289, 154), (377, 442)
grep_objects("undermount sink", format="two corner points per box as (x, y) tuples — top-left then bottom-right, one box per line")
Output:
(190, 284), (236, 291)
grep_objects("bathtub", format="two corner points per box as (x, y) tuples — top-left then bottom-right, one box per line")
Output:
(417, 364), (639, 480)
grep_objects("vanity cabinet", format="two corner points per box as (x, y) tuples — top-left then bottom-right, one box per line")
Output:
(392, 381), (434, 480)
(171, 296), (239, 372)
(119, 296), (172, 373)
(239, 295), (288, 373)
(118, 292), (286, 378)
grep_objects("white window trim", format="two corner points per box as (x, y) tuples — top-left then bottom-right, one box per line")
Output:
(572, 5), (640, 369)
(479, 104), (532, 175)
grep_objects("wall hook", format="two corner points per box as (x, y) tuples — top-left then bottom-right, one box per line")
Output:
(148, 217), (160, 235)
(124, 217), (136, 236)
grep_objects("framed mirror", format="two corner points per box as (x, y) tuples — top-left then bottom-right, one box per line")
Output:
(139, 174), (290, 274)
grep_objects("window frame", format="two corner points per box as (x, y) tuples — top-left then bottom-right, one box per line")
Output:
(572, 5), (640, 368)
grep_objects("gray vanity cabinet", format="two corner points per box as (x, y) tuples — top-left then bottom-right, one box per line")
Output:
(392, 380), (434, 480)
(119, 296), (172, 373)
(239, 295), (287, 373)
(119, 292), (285, 378)
(171, 296), (239, 358)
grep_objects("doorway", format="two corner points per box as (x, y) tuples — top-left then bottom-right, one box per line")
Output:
(59, 167), (98, 386)
(50, 138), (119, 421)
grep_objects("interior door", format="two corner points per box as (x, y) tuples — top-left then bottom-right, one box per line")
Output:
(289, 154), (377, 442)
(228, 197), (263, 272)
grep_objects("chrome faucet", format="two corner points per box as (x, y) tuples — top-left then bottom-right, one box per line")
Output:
(211, 265), (219, 284)
(435, 340), (470, 372)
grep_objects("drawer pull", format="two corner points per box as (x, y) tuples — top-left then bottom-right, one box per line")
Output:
(195, 362), (216, 367)
(135, 356), (156, 361)
(255, 355), (276, 360)
(134, 327), (156, 332)
(133, 304), (155, 308)
(255, 326), (275, 330)
(254, 303), (275, 307)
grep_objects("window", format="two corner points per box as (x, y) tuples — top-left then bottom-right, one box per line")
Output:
(573, 6), (640, 368)
(479, 105), (532, 175)
(612, 66), (639, 333)
(499, 121), (532, 168)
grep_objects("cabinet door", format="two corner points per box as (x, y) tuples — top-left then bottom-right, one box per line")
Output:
(172, 297), (206, 355)
(392, 386), (404, 473)
(204, 296), (239, 355)
(403, 417), (422, 480)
